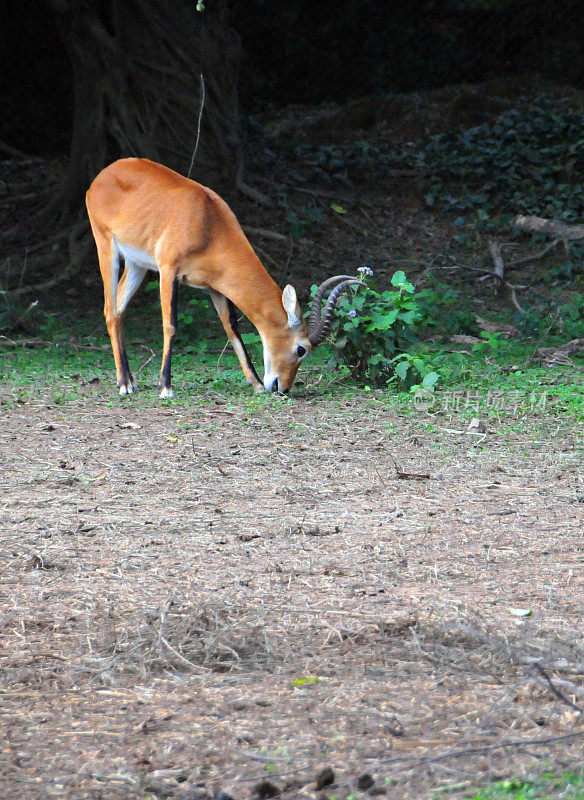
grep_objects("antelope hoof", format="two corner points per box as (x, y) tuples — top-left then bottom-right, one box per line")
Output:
(160, 386), (174, 399)
(119, 382), (136, 396)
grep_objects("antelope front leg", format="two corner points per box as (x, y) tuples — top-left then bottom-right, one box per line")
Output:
(209, 289), (264, 392)
(159, 271), (179, 399)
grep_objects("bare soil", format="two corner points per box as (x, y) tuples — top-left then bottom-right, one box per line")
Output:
(1, 386), (583, 800)
(2, 77), (584, 800)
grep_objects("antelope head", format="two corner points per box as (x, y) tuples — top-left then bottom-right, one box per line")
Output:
(263, 275), (366, 394)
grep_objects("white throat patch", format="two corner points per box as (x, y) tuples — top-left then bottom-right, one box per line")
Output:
(259, 333), (277, 390)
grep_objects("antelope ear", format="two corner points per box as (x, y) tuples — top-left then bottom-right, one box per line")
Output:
(282, 284), (301, 328)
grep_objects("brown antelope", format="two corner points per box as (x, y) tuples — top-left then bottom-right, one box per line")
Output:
(86, 158), (363, 396)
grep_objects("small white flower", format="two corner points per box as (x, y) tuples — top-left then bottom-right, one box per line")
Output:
(357, 266), (374, 277)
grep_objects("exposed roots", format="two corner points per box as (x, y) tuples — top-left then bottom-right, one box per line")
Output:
(0, 155), (92, 302)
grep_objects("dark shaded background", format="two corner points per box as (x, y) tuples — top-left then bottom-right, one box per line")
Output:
(2, 0), (583, 158)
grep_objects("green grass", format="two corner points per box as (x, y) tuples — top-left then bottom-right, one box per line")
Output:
(1, 301), (583, 424)
(461, 771), (584, 800)
(409, 337), (584, 419)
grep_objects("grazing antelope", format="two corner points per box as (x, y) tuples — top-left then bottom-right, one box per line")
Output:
(86, 158), (363, 396)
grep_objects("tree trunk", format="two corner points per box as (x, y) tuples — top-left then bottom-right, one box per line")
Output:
(50, 0), (242, 213)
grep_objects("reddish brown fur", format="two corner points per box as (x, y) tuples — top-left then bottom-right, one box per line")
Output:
(86, 158), (312, 394)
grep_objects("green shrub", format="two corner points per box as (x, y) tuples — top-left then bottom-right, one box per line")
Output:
(295, 103), (584, 226)
(557, 292), (584, 338)
(320, 268), (437, 388)
(415, 282), (479, 337)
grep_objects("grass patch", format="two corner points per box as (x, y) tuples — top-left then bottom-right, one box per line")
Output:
(1, 296), (582, 424)
(462, 771), (584, 800)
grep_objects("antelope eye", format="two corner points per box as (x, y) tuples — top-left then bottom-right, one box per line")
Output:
(296, 345), (307, 358)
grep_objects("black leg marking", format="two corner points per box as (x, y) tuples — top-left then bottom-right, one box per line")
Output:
(227, 299), (261, 384)
(121, 345), (132, 383)
(160, 279), (179, 390)
(117, 328), (133, 387)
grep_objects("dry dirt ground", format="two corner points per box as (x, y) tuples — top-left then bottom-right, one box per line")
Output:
(1, 386), (583, 800)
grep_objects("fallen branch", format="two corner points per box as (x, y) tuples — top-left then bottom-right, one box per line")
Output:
(330, 208), (384, 240)
(514, 214), (584, 240)
(475, 316), (520, 338)
(0, 336), (52, 348)
(243, 226), (313, 248)
(508, 238), (563, 267)
(292, 185), (370, 204)
(236, 178), (272, 207)
(392, 458), (431, 481)
(376, 730), (584, 770)
(488, 239), (505, 295)
(242, 226), (287, 242)
(533, 663), (583, 714)
(484, 240), (527, 314)
(534, 338), (584, 366)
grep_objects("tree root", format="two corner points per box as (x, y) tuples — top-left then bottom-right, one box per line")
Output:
(236, 177), (273, 207)
(3, 221), (91, 299)
(0, 140), (40, 160)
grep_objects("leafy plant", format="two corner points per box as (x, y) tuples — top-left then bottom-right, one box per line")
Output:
(472, 331), (504, 357)
(415, 282), (479, 337)
(285, 206), (322, 239)
(548, 260), (580, 281)
(557, 292), (584, 338)
(145, 279), (216, 351)
(295, 102), (584, 226)
(403, 104), (584, 221)
(290, 675), (322, 688)
(321, 268), (436, 388)
(392, 353), (439, 393)
(176, 296), (212, 328)
(463, 770), (584, 800)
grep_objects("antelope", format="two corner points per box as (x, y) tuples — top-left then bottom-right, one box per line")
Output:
(86, 158), (363, 396)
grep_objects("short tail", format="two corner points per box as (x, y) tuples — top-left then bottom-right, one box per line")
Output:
(111, 237), (121, 316)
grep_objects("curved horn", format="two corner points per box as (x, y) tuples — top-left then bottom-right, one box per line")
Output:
(309, 278), (366, 345)
(309, 275), (357, 334)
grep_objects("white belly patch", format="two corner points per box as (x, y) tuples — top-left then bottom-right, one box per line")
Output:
(117, 241), (159, 272)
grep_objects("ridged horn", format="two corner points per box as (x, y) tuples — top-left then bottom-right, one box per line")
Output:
(309, 278), (366, 346)
(308, 275), (356, 335)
